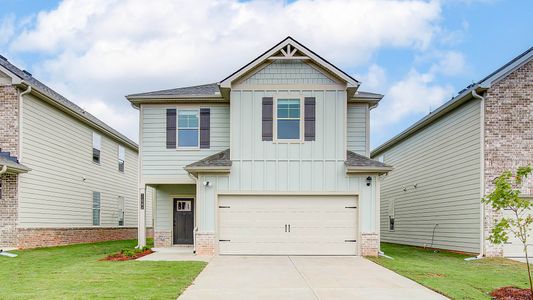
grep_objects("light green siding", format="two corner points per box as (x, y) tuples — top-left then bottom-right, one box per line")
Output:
(238, 60), (336, 85)
(141, 104), (230, 184)
(347, 103), (368, 156)
(152, 184), (195, 231)
(19, 94), (143, 228)
(377, 99), (482, 253)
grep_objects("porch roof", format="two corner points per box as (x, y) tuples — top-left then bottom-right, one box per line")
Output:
(345, 150), (392, 175)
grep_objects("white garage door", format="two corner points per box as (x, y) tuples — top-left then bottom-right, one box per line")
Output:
(218, 194), (358, 255)
(504, 208), (532, 258)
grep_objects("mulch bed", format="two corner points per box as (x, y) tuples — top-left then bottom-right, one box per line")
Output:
(491, 286), (532, 300)
(101, 249), (154, 261)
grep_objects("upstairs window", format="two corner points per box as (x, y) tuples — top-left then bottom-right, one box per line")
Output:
(276, 99), (301, 140)
(92, 132), (101, 164)
(118, 145), (125, 172)
(118, 196), (125, 226)
(177, 110), (199, 148)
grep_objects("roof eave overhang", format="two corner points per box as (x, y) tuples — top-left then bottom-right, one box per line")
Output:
(371, 85), (488, 157)
(127, 95), (228, 108)
(184, 166), (231, 177)
(16, 82), (139, 151)
(345, 166), (393, 175)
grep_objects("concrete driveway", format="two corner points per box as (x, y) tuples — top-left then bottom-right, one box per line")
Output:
(179, 256), (448, 300)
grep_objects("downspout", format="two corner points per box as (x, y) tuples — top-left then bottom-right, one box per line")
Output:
(466, 88), (485, 260)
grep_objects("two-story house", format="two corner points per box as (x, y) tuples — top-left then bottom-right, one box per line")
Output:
(0, 56), (152, 249)
(371, 46), (533, 258)
(128, 37), (391, 256)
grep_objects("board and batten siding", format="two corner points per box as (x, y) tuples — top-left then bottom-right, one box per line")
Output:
(18, 94), (143, 228)
(347, 103), (368, 156)
(141, 104), (230, 184)
(376, 99), (482, 253)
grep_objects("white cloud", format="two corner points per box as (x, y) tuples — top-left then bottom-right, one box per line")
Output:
(0, 14), (15, 46)
(6, 0), (444, 142)
(358, 64), (387, 91)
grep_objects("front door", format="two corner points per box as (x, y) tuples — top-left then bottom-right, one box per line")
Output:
(173, 198), (194, 244)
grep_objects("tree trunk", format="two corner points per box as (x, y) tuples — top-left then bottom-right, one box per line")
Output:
(525, 246), (533, 299)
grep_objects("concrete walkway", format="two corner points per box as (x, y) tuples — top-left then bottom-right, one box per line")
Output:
(179, 256), (448, 300)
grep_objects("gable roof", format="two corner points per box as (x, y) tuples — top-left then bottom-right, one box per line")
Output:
(184, 149), (231, 176)
(371, 46), (533, 157)
(219, 36), (359, 90)
(0, 56), (138, 150)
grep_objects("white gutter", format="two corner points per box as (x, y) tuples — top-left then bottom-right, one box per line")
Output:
(471, 89), (486, 260)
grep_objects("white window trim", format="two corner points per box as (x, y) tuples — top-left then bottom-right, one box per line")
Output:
(176, 108), (201, 150)
(118, 196), (125, 226)
(92, 192), (101, 226)
(273, 96), (305, 143)
(118, 145), (125, 172)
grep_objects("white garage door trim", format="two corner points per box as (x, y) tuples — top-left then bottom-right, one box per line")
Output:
(216, 193), (360, 256)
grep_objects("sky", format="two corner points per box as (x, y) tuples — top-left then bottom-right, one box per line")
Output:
(0, 0), (532, 149)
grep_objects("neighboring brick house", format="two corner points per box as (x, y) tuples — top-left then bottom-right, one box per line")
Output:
(371, 47), (533, 258)
(0, 55), (152, 249)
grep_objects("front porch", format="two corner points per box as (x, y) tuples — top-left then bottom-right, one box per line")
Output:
(143, 183), (216, 256)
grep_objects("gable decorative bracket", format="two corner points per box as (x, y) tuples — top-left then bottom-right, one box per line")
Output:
(268, 44), (310, 60)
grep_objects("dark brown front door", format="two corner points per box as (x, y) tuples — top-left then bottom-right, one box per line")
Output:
(173, 198), (194, 244)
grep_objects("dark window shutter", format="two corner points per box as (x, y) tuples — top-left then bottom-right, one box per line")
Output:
(200, 108), (210, 149)
(304, 97), (316, 141)
(262, 97), (273, 141)
(166, 109), (176, 149)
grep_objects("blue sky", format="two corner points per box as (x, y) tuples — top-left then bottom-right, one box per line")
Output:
(0, 0), (531, 148)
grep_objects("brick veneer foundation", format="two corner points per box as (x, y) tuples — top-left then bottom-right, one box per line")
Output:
(0, 173), (18, 247)
(16, 227), (153, 249)
(195, 232), (215, 256)
(361, 233), (379, 256)
(483, 60), (533, 257)
(154, 230), (172, 247)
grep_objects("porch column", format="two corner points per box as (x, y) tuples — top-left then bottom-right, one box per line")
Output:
(138, 186), (146, 247)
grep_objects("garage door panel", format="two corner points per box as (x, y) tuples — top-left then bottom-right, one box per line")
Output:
(218, 194), (358, 255)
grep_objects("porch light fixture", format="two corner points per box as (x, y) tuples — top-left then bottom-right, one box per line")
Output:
(366, 176), (372, 187)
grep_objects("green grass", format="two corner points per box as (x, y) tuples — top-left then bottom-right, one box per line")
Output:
(367, 243), (530, 299)
(0, 239), (206, 300)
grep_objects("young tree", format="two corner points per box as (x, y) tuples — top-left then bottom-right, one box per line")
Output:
(483, 166), (533, 297)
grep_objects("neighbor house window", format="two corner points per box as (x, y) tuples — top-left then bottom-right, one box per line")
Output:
(92, 192), (101, 226)
(177, 110), (199, 148)
(388, 199), (395, 231)
(92, 132), (101, 164)
(118, 145), (125, 172)
(276, 99), (301, 140)
(389, 216), (395, 231)
(118, 196), (125, 226)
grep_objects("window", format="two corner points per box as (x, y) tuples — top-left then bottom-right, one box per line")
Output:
(276, 99), (301, 140)
(118, 145), (125, 172)
(388, 198), (395, 231)
(118, 196), (125, 226)
(177, 110), (199, 148)
(92, 132), (101, 163)
(92, 192), (101, 226)
(389, 216), (395, 231)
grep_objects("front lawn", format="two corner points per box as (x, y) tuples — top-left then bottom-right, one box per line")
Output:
(368, 243), (530, 299)
(0, 239), (206, 299)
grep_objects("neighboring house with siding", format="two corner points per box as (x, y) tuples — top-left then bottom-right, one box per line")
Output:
(0, 55), (152, 249)
(371, 46), (533, 258)
(128, 37), (391, 256)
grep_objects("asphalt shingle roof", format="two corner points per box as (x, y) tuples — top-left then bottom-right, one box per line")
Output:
(186, 149), (231, 168)
(0, 151), (30, 172)
(128, 83), (220, 98)
(0, 56), (137, 149)
(345, 150), (392, 169)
